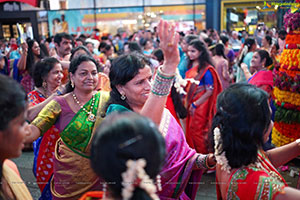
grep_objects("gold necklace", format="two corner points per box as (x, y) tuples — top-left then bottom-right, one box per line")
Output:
(72, 92), (96, 122)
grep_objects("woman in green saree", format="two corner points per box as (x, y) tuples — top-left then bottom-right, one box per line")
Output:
(26, 54), (109, 200)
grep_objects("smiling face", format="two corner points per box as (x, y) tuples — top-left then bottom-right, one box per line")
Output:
(45, 62), (63, 89)
(70, 61), (99, 93)
(117, 66), (152, 112)
(187, 45), (201, 61)
(32, 41), (40, 56)
(250, 52), (265, 72)
(0, 110), (28, 160)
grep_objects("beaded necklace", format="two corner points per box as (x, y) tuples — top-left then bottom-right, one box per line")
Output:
(72, 92), (96, 122)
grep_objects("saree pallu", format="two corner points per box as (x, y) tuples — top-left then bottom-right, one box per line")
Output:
(216, 150), (287, 200)
(185, 66), (222, 154)
(50, 92), (109, 200)
(32, 91), (110, 200)
(106, 104), (203, 200)
(158, 109), (202, 200)
(28, 90), (60, 198)
(2, 160), (33, 200)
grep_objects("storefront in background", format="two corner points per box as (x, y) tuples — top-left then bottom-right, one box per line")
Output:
(221, 0), (282, 34)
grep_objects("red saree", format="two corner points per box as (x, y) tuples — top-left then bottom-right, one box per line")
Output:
(28, 90), (60, 192)
(216, 150), (287, 200)
(185, 65), (222, 154)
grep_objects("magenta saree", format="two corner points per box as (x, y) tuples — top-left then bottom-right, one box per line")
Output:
(107, 104), (203, 200)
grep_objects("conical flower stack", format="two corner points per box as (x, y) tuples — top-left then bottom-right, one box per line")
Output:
(272, 5), (300, 147)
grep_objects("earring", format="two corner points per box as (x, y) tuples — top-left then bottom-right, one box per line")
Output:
(42, 81), (47, 89)
(156, 175), (162, 191)
(102, 182), (107, 199)
(71, 81), (74, 88)
(120, 93), (126, 100)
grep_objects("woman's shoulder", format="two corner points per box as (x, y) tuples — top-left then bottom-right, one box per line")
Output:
(106, 104), (130, 115)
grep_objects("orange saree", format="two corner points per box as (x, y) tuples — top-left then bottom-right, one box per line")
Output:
(185, 65), (222, 153)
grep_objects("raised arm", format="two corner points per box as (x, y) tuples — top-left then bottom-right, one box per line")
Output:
(140, 20), (180, 125)
(17, 42), (28, 71)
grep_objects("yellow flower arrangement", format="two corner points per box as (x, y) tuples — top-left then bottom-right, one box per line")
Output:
(272, 126), (296, 147)
(280, 49), (300, 69)
(273, 87), (300, 106)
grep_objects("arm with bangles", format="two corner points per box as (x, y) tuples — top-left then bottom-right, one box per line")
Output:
(27, 92), (60, 122)
(240, 63), (252, 81)
(194, 153), (216, 170)
(189, 89), (213, 115)
(140, 20), (180, 125)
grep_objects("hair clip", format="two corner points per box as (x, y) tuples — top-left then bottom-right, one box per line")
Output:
(119, 135), (143, 149)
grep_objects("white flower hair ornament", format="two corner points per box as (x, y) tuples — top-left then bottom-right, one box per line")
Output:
(173, 69), (200, 95)
(121, 159), (159, 200)
(214, 127), (231, 174)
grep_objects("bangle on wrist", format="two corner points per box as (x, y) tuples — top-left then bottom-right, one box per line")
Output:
(158, 66), (176, 78)
(192, 102), (197, 109)
(205, 155), (215, 169)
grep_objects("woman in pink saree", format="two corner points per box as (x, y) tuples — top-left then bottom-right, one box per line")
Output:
(104, 20), (216, 199)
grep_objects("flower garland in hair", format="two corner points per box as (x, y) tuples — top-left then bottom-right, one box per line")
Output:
(214, 127), (231, 174)
(121, 159), (159, 200)
(173, 69), (200, 95)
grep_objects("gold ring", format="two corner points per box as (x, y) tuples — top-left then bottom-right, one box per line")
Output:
(167, 43), (173, 47)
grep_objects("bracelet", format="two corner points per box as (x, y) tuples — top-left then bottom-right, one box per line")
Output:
(195, 154), (207, 169)
(151, 67), (175, 96)
(157, 66), (176, 79)
(192, 102), (197, 109)
(205, 155), (215, 169)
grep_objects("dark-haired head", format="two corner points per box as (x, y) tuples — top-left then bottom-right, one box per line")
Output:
(244, 38), (256, 51)
(124, 42), (142, 54)
(105, 52), (151, 111)
(91, 112), (166, 200)
(264, 35), (272, 46)
(152, 48), (164, 64)
(33, 57), (61, 87)
(211, 83), (271, 168)
(0, 74), (27, 131)
(70, 45), (91, 61)
(54, 32), (72, 45)
(220, 35), (229, 46)
(188, 39), (214, 71)
(215, 43), (227, 59)
(66, 54), (99, 93)
(26, 39), (43, 76)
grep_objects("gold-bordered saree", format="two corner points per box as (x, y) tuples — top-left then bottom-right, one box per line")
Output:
(32, 91), (109, 200)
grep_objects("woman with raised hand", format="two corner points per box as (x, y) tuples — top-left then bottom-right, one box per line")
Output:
(105, 20), (215, 200)
(81, 112), (166, 200)
(212, 83), (300, 199)
(27, 57), (64, 199)
(185, 39), (222, 154)
(19, 39), (45, 93)
(0, 74), (32, 200)
(26, 55), (110, 199)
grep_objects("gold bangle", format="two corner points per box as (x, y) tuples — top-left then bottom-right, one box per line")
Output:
(158, 66), (176, 78)
(205, 155), (215, 169)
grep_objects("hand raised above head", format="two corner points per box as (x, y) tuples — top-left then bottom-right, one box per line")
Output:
(157, 20), (180, 74)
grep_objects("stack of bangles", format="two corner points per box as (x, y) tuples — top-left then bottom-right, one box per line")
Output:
(151, 66), (175, 96)
(195, 154), (215, 170)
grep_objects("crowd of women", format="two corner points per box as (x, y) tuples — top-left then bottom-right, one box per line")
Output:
(1, 19), (300, 200)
